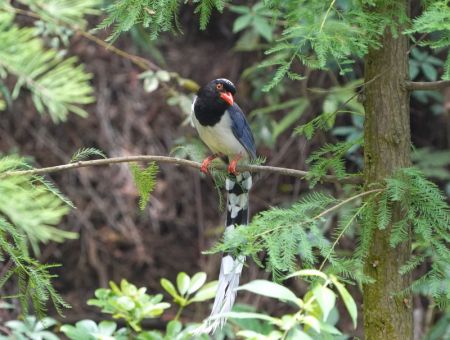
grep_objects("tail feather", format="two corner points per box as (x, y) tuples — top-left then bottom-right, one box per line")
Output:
(198, 172), (252, 333)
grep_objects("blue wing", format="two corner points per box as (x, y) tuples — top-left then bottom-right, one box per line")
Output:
(227, 104), (256, 159)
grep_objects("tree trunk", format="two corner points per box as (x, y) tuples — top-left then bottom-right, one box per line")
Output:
(362, 1), (413, 339)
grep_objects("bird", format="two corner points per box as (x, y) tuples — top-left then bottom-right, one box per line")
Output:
(191, 78), (256, 332)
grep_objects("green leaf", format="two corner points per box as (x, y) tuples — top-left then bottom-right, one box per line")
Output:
(421, 63), (438, 81)
(233, 14), (253, 33)
(229, 5), (250, 15)
(116, 296), (135, 311)
(98, 321), (117, 335)
(285, 269), (328, 281)
(187, 272), (207, 294)
(253, 16), (272, 41)
(176, 272), (190, 296)
(288, 328), (313, 340)
(312, 286), (336, 320)
(160, 278), (179, 299)
(238, 280), (300, 306)
(221, 311), (279, 324)
(302, 315), (321, 333)
(330, 276), (358, 328)
(189, 281), (218, 302)
(319, 321), (342, 335)
(166, 320), (182, 337)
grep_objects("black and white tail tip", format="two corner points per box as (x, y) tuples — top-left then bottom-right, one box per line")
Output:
(195, 172), (252, 334)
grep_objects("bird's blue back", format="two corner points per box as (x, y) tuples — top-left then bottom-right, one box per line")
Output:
(227, 104), (256, 159)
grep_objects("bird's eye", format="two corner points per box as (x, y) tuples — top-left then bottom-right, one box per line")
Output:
(216, 83), (224, 91)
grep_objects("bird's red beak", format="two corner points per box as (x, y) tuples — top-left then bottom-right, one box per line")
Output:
(220, 91), (234, 106)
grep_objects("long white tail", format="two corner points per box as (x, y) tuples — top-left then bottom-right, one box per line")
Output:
(198, 172), (252, 333)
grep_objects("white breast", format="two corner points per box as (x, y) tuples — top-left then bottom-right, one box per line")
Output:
(192, 110), (247, 158)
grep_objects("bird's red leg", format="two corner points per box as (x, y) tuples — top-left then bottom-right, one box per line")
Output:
(227, 154), (243, 175)
(200, 154), (219, 174)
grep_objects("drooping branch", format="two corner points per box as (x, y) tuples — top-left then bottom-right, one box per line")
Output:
(405, 80), (450, 91)
(0, 155), (362, 184)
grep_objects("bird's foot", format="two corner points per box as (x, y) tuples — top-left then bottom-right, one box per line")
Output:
(227, 154), (243, 175)
(200, 154), (219, 174)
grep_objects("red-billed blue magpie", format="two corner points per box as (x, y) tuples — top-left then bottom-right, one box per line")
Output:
(192, 78), (256, 332)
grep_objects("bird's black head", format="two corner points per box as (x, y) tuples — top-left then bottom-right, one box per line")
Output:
(194, 78), (237, 126)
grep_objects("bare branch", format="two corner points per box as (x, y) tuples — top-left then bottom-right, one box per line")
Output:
(405, 80), (450, 91)
(0, 155), (362, 184)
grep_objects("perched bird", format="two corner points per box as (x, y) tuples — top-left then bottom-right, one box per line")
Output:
(192, 78), (256, 332)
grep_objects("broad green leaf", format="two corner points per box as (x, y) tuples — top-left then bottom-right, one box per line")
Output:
(253, 16), (272, 41)
(160, 278), (179, 299)
(166, 320), (182, 337)
(288, 327), (313, 340)
(188, 272), (207, 294)
(143, 76), (159, 92)
(221, 311), (279, 324)
(238, 280), (300, 306)
(236, 330), (269, 339)
(229, 5), (251, 15)
(422, 63), (438, 81)
(190, 281), (218, 302)
(409, 60), (420, 79)
(302, 315), (321, 333)
(75, 319), (98, 332)
(233, 14), (253, 33)
(176, 272), (190, 295)
(285, 269), (328, 281)
(330, 276), (357, 328)
(121, 279), (137, 295)
(97, 321), (117, 335)
(312, 286), (336, 321)
(319, 321), (342, 335)
(116, 296), (135, 311)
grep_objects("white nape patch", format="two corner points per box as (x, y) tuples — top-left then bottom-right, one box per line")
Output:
(192, 110), (248, 158)
(190, 96), (197, 127)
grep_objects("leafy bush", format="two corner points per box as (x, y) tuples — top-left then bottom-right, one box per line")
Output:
(0, 316), (58, 340)
(87, 279), (170, 332)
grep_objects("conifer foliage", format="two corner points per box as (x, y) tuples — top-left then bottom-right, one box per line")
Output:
(0, 1), (98, 122)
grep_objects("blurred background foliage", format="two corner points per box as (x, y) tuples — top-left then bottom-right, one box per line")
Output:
(0, 0), (449, 339)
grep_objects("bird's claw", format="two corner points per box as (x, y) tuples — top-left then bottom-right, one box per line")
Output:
(227, 161), (239, 175)
(227, 154), (243, 176)
(201, 159), (212, 174)
(200, 154), (219, 174)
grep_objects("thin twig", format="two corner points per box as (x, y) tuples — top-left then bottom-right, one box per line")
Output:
(0, 155), (362, 184)
(405, 80), (450, 91)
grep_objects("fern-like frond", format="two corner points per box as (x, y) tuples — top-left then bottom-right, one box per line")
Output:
(0, 13), (94, 122)
(195, 0), (226, 30)
(16, 0), (101, 27)
(213, 191), (338, 278)
(258, 1), (402, 90)
(404, 0), (450, 80)
(357, 168), (449, 306)
(98, 0), (229, 41)
(306, 138), (362, 187)
(70, 147), (106, 163)
(0, 217), (70, 317)
(0, 155), (76, 254)
(130, 162), (159, 210)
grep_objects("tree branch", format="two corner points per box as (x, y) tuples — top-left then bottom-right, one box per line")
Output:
(405, 80), (450, 91)
(0, 155), (362, 184)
